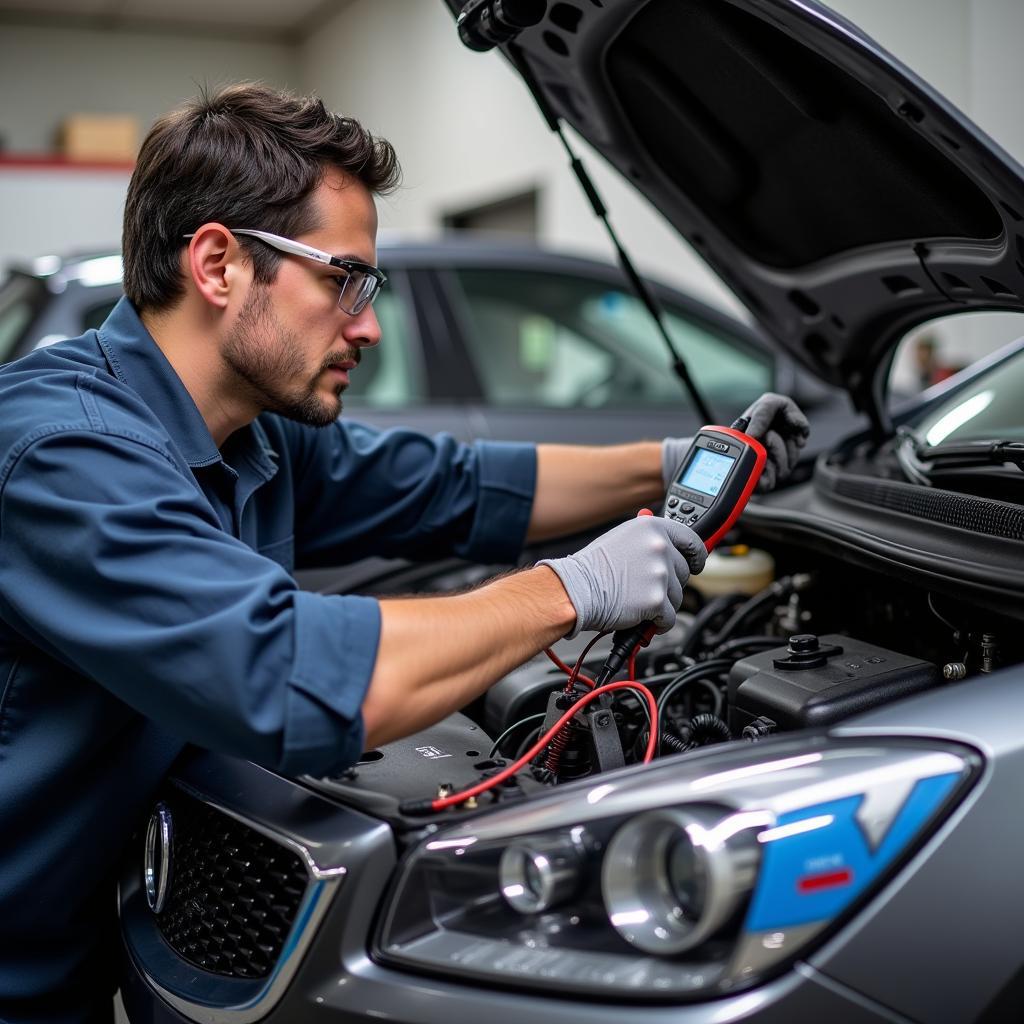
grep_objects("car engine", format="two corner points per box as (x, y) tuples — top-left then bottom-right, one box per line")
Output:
(304, 529), (1022, 827)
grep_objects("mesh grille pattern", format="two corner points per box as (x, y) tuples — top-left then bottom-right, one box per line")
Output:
(155, 789), (309, 979)
(827, 475), (1024, 541)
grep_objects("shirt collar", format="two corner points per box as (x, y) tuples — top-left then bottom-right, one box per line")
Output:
(97, 297), (221, 467)
(96, 296), (277, 473)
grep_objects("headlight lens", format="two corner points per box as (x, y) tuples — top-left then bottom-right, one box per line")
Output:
(377, 737), (976, 999)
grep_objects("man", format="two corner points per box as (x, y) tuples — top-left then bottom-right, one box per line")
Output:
(0, 84), (808, 1023)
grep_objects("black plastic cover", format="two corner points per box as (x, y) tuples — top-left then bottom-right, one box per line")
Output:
(310, 712), (495, 818)
(729, 633), (940, 731)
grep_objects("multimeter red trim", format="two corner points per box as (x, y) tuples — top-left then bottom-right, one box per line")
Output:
(662, 425), (767, 552)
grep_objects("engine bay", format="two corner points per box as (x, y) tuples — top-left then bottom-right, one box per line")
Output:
(309, 533), (1022, 829)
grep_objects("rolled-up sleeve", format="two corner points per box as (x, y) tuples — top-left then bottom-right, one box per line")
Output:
(287, 421), (537, 567)
(0, 429), (379, 776)
(460, 439), (537, 562)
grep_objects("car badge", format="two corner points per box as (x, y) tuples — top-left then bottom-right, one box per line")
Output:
(143, 802), (173, 915)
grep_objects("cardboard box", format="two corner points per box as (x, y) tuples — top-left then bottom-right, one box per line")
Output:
(59, 115), (138, 162)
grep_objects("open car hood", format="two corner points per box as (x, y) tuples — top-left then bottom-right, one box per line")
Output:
(447, 0), (1024, 432)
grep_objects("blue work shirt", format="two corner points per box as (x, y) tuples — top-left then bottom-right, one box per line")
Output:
(0, 297), (536, 1022)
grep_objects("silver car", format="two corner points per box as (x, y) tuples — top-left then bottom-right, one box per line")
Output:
(118, 1), (1024, 1022)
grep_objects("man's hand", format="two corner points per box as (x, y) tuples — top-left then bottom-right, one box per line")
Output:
(741, 392), (810, 491)
(538, 516), (707, 638)
(660, 393), (810, 494)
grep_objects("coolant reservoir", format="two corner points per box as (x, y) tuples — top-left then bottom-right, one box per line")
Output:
(694, 545), (774, 596)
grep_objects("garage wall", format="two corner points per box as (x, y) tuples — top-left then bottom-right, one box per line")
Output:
(0, 21), (298, 153)
(968, 0), (1024, 169)
(0, 21), (298, 269)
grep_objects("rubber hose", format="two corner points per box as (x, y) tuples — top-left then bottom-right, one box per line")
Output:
(680, 593), (748, 659)
(638, 729), (690, 755)
(704, 578), (795, 650)
(711, 635), (783, 660)
(688, 712), (732, 746)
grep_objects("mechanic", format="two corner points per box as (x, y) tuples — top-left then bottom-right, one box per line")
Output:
(0, 83), (808, 1023)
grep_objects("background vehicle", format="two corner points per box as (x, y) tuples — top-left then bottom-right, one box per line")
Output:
(0, 237), (848, 448)
(117, 0), (1024, 1021)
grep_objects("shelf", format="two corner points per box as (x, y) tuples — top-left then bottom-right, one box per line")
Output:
(0, 154), (135, 172)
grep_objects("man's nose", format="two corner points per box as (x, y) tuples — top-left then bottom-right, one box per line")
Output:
(344, 303), (382, 348)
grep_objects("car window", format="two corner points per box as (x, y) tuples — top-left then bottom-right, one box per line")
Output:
(0, 274), (46, 363)
(888, 311), (1024, 403)
(451, 269), (771, 412)
(913, 343), (1024, 445)
(35, 287), (422, 407)
(342, 285), (424, 406)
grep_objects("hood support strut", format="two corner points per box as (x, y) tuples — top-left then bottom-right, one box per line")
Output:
(505, 43), (715, 425)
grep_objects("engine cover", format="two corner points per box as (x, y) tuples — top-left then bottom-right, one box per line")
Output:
(310, 712), (495, 819)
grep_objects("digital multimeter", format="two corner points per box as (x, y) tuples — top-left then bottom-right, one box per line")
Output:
(662, 426), (767, 552)
(593, 424), (770, 688)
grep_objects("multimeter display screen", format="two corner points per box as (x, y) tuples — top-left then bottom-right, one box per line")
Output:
(679, 448), (735, 496)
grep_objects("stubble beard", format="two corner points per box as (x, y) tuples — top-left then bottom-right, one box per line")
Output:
(223, 284), (357, 429)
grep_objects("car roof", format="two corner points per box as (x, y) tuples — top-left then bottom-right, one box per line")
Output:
(7, 235), (761, 340)
(12, 234), (667, 278)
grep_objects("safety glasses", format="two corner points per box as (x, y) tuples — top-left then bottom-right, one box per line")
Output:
(183, 228), (387, 315)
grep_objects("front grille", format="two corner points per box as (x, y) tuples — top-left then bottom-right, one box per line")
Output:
(153, 788), (309, 979)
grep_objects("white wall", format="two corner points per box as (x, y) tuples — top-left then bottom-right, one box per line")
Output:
(969, 0), (1024, 171)
(0, 21), (298, 269)
(0, 22), (299, 153)
(0, 165), (131, 269)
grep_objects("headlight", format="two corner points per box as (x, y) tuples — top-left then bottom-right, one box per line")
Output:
(377, 736), (976, 999)
(602, 805), (760, 955)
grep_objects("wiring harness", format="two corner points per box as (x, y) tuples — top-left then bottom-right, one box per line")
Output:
(399, 570), (811, 815)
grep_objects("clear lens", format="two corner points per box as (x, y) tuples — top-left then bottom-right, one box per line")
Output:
(337, 269), (381, 315)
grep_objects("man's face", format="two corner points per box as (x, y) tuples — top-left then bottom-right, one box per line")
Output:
(222, 170), (382, 427)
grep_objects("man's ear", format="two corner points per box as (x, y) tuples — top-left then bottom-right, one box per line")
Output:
(184, 224), (247, 310)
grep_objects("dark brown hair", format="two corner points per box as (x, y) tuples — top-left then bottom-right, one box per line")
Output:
(122, 82), (400, 312)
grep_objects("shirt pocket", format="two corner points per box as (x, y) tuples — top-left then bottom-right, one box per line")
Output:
(258, 534), (295, 574)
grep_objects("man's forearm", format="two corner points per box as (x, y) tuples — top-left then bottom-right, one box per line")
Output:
(527, 441), (664, 542)
(361, 566), (576, 748)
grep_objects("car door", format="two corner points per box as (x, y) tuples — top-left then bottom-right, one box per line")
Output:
(434, 259), (777, 445)
(340, 265), (483, 442)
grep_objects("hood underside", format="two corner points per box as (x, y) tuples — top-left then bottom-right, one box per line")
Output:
(450, 0), (1024, 428)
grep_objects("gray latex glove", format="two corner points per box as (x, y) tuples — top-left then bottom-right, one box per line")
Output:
(661, 436), (693, 491)
(660, 394), (810, 495)
(539, 515), (707, 639)
(741, 392), (810, 491)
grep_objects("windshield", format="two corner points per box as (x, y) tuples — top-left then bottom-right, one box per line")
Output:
(913, 344), (1024, 447)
